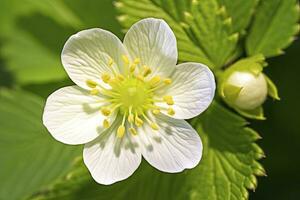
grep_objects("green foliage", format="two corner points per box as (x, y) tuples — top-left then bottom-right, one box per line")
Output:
(30, 102), (264, 200)
(246, 0), (300, 57)
(0, 89), (81, 200)
(116, 0), (239, 68)
(217, 0), (258, 34)
(0, 0), (121, 84)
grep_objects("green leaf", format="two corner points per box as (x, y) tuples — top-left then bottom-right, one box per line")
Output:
(116, 0), (240, 68)
(217, 0), (258, 34)
(246, 0), (300, 57)
(31, 102), (264, 200)
(0, 89), (81, 200)
(0, 0), (122, 85)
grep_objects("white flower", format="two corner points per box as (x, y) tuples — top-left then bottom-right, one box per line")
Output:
(43, 18), (215, 185)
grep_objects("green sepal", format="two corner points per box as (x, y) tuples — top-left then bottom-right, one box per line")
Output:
(222, 83), (243, 104)
(235, 106), (266, 120)
(265, 75), (280, 100)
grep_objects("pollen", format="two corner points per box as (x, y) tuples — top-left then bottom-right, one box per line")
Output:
(90, 88), (100, 95)
(163, 95), (174, 105)
(101, 73), (111, 83)
(129, 64), (136, 73)
(142, 65), (152, 77)
(117, 74), (125, 81)
(103, 119), (110, 128)
(86, 80), (98, 88)
(150, 122), (159, 130)
(101, 107), (111, 116)
(122, 55), (129, 65)
(167, 107), (175, 116)
(128, 114), (134, 123)
(135, 116), (144, 127)
(152, 109), (160, 115)
(129, 127), (137, 135)
(117, 125), (125, 138)
(133, 58), (140, 64)
(149, 76), (161, 87)
(163, 78), (172, 85)
(108, 58), (114, 67)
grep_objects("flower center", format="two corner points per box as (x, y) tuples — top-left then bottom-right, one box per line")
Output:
(85, 55), (176, 138)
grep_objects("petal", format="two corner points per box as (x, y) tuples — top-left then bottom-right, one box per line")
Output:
(62, 28), (129, 89)
(43, 86), (113, 145)
(158, 62), (215, 119)
(123, 18), (177, 77)
(137, 114), (202, 173)
(83, 119), (142, 185)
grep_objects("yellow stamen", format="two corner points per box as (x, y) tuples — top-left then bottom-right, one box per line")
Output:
(164, 78), (172, 85)
(129, 127), (137, 135)
(103, 119), (110, 128)
(136, 75), (144, 82)
(117, 125), (125, 138)
(122, 55), (129, 65)
(86, 80), (97, 88)
(150, 122), (159, 130)
(129, 64), (136, 73)
(133, 58), (140, 64)
(152, 109), (160, 115)
(142, 65), (152, 77)
(101, 107), (111, 116)
(163, 95), (174, 105)
(135, 115), (144, 127)
(101, 73), (111, 83)
(117, 74), (125, 81)
(167, 107), (175, 116)
(90, 88), (100, 95)
(108, 58), (114, 67)
(128, 114), (134, 123)
(149, 76), (161, 87)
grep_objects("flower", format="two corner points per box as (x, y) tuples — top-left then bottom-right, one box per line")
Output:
(43, 18), (215, 185)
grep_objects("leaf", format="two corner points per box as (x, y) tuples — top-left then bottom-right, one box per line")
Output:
(246, 0), (300, 57)
(0, 89), (81, 200)
(116, 0), (240, 68)
(0, 0), (122, 85)
(217, 0), (258, 34)
(31, 102), (264, 200)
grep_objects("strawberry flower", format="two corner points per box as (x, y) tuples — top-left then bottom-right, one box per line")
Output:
(43, 18), (215, 185)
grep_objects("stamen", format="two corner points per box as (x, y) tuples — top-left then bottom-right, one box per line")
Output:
(163, 95), (174, 105)
(152, 109), (160, 115)
(150, 123), (159, 131)
(86, 80), (98, 88)
(129, 127), (137, 135)
(103, 119), (110, 128)
(100, 107), (111, 116)
(167, 107), (175, 116)
(149, 76), (161, 87)
(129, 64), (136, 73)
(101, 73), (111, 83)
(142, 65), (152, 77)
(136, 75), (144, 82)
(108, 58), (114, 67)
(90, 88), (100, 95)
(117, 125), (125, 138)
(117, 74), (125, 81)
(163, 78), (172, 85)
(133, 58), (140, 64)
(128, 107), (134, 123)
(122, 55), (129, 65)
(135, 114), (144, 127)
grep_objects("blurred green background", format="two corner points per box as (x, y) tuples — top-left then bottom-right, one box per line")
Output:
(0, 0), (299, 199)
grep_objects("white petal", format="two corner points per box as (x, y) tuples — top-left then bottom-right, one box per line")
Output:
(62, 28), (129, 89)
(43, 86), (112, 145)
(83, 120), (142, 185)
(123, 18), (177, 77)
(137, 114), (202, 173)
(158, 62), (215, 119)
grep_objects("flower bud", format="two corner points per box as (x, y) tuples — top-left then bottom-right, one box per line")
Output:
(223, 71), (268, 110)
